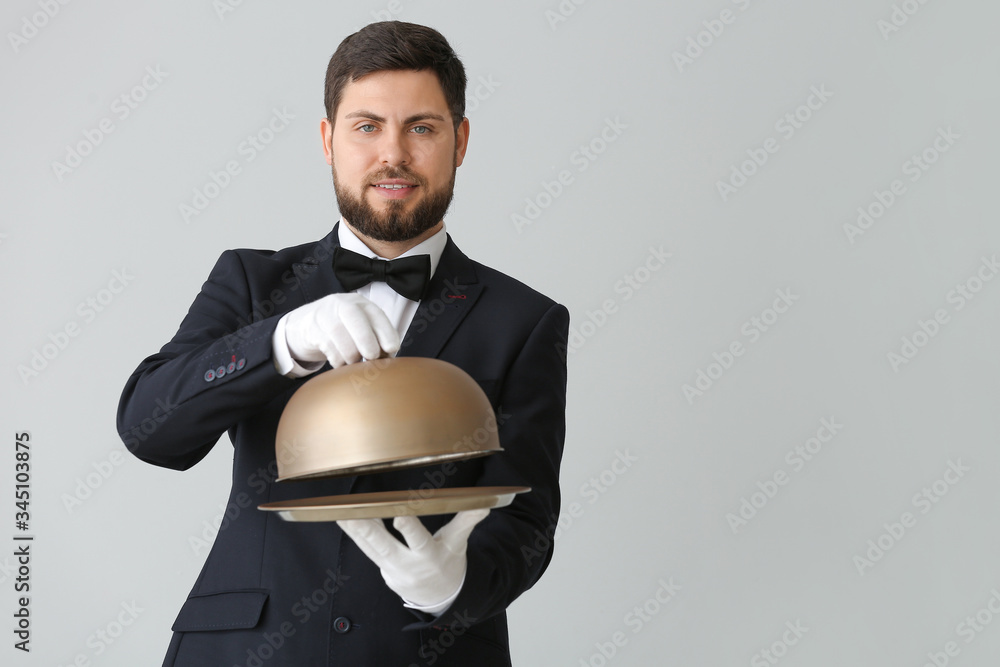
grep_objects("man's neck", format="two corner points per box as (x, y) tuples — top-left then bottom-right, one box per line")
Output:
(343, 220), (443, 259)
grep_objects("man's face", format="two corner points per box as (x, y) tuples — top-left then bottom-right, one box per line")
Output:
(321, 69), (469, 244)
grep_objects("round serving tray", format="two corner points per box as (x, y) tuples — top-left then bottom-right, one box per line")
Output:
(258, 486), (530, 522)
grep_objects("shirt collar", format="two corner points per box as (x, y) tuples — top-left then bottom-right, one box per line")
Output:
(337, 218), (447, 278)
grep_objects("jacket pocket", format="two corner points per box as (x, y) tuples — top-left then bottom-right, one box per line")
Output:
(171, 589), (269, 632)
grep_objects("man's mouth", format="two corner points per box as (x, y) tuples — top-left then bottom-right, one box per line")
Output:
(370, 179), (418, 199)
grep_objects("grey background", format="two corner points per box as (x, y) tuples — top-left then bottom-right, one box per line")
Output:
(2, 0), (999, 664)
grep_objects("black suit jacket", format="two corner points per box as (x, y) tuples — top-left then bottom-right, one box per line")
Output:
(117, 227), (569, 666)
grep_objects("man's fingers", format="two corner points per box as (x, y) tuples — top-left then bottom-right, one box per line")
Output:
(338, 519), (399, 561)
(436, 509), (490, 550)
(362, 303), (401, 356)
(312, 306), (361, 367)
(338, 303), (384, 361)
(286, 294), (398, 366)
(317, 338), (347, 369)
(392, 515), (431, 550)
(337, 518), (378, 547)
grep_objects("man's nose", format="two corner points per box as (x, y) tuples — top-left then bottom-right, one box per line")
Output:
(379, 129), (410, 166)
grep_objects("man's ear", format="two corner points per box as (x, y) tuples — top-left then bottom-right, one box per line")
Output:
(455, 117), (470, 167)
(321, 117), (334, 166)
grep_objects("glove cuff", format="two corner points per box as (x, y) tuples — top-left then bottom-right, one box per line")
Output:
(399, 570), (466, 616)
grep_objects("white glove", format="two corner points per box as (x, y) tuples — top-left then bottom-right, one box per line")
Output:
(283, 293), (399, 368)
(338, 509), (490, 612)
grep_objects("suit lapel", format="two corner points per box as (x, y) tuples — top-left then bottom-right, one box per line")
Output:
(294, 227), (346, 304)
(398, 235), (483, 360)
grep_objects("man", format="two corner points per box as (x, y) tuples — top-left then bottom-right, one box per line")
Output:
(118, 21), (568, 666)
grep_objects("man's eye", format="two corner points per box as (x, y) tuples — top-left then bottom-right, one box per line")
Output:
(359, 124), (376, 133)
(411, 126), (429, 134)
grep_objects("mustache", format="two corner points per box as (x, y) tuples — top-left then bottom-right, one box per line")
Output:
(364, 167), (427, 187)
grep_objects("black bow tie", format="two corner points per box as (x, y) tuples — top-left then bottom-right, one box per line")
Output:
(332, 246), (431, 301)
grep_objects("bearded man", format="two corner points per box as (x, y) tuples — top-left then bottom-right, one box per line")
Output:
(118, 21), (568, 666)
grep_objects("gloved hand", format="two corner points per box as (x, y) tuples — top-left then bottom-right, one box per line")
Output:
(338, 509), (490, 611)
(284, 293), (399, 368)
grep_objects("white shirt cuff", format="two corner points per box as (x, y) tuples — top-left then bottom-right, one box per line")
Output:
(401, 573), (466, 616)
(272, 314), (325, 378)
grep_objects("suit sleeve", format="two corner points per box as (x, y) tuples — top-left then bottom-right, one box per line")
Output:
(116, 249), (297, 471)
(410, 302), (570, 629)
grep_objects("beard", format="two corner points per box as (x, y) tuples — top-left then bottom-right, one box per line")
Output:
(332, 161), (456, 243)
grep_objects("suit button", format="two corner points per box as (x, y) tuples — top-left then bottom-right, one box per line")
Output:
(227, 361), (236, 373)
(216, 366), (226, 378)
(237, 358), (246, 370)
(333, 616), (351, 633)
(204, 370), (215, 382)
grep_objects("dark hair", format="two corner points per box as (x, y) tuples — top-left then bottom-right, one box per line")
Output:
(324, 21), (466, 130)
